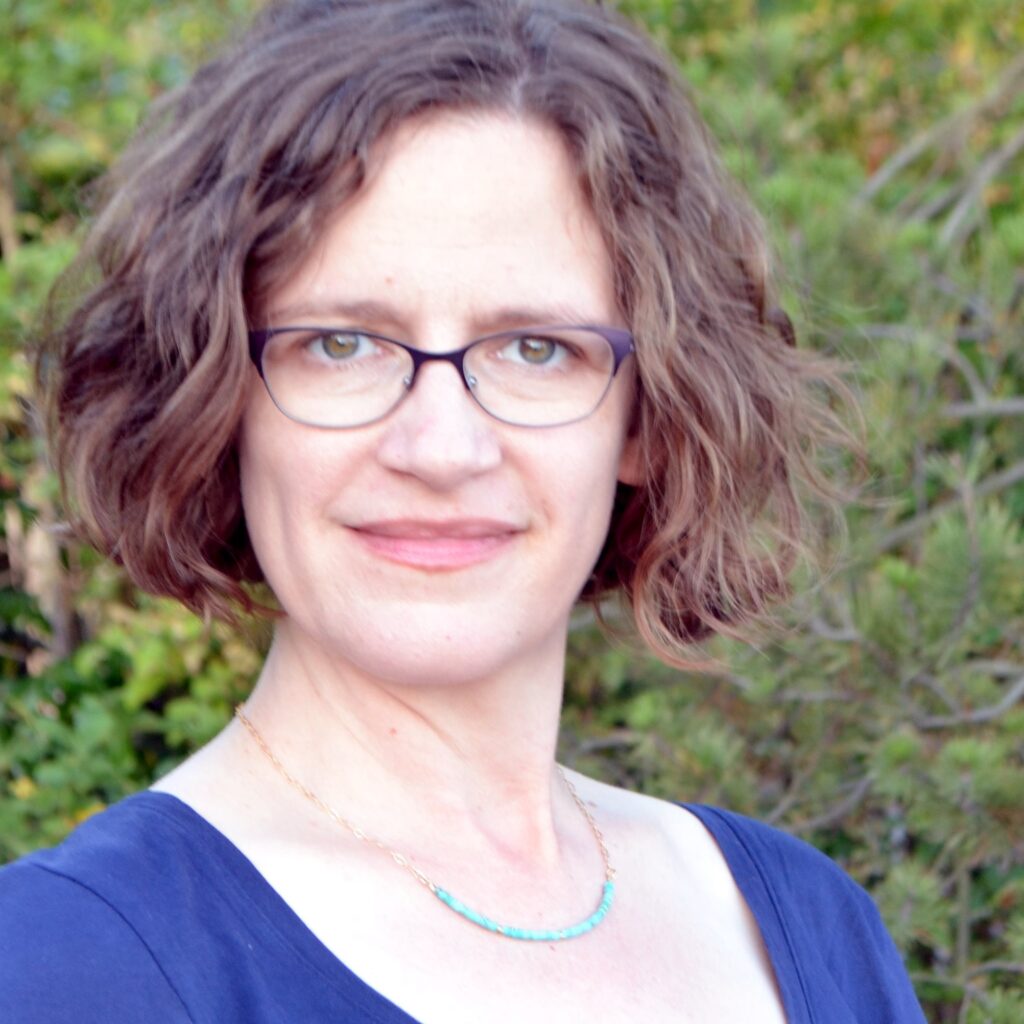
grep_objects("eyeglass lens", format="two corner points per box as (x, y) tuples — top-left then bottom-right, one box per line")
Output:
(259, 327), (618, 428)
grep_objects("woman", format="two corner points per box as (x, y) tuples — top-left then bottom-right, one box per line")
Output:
(1, 1), (925, 1021)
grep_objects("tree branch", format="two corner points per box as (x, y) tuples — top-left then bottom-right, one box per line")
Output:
(789, 774), (875, 834)
(870, 458), (1024, 554)
(939, 121), (1024, 248)
(965, 960), (1024, 978)
(0, 151), (18, 262)
(943, 397), (1024, 419)
(857, 53), (1024, 204)
(913, 674), (1024, 730)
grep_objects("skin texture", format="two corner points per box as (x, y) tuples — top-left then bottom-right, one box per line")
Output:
(153, 112), (786, 1024)
(227, 112), (644, 860)
(240, 112), (640, 695)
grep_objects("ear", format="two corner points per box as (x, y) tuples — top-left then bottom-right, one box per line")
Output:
(617, 432), (644, 486)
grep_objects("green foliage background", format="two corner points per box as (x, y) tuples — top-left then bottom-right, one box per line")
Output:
(2, 1), (1023, 1020)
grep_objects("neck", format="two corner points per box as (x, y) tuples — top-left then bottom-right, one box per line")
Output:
(235, 617), (573, 869)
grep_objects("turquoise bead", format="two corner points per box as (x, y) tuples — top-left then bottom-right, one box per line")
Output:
(432, 880), (615, 942)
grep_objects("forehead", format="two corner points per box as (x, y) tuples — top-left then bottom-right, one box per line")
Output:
(265, 112), (619, 334)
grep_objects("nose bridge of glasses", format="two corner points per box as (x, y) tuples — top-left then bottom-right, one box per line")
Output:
(404, 343), (475, 390)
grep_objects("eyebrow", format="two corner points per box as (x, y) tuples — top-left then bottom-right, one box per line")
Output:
(265, 298), (610, 334)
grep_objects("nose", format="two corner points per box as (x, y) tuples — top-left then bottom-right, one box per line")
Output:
(375, 359), (502, 490)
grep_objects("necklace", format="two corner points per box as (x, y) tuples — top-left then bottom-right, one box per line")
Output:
(234, 704), (616, 941)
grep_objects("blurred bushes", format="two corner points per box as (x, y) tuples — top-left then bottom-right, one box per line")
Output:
(2, 1), (1023, 1020)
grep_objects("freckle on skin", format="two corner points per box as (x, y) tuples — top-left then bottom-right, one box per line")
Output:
(389, 727), (398, 736)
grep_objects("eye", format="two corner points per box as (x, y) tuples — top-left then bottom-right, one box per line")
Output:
(501, 335), (567, 367)
(311, 331), (375, 360)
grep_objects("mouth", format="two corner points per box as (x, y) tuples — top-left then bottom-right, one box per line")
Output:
(347, 518), (523, 569)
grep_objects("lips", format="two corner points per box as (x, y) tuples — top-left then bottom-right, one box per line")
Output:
(348, 518), (523, 569)
(353, 518), (521, 538)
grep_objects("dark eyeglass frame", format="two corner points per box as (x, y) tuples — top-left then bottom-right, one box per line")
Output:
(247, 324), (636, 428)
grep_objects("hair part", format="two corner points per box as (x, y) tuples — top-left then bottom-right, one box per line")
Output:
(39, 0), (858, 666)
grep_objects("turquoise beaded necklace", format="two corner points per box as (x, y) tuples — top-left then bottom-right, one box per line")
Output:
(235, 705), (616, 942)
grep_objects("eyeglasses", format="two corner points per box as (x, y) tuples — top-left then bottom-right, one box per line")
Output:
(247, 324), (635, 428)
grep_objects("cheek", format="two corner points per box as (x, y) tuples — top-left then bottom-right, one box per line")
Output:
(239, 402), (286, 526)
(570, 408), (632, 545)
(533, 428), (625, 553)
(237, 408), (334, 582)
(239, 382), (345, 512)
(238, 429), (289, 586)
(238, 441), (345, 622)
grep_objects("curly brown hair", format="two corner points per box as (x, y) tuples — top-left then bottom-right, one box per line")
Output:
(40, 0), (854, 666)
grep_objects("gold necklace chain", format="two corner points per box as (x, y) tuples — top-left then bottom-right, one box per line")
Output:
(233, 704), (616, 898)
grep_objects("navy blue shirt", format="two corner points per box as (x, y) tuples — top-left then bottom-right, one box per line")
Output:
(0, 793), (925, 1022)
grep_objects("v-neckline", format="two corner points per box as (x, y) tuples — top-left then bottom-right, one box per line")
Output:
(129, 790), (806, 1023)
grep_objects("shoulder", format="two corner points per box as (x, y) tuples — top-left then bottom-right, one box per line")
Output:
(679, 802), (860, 901)
(679, 803), (927, 1022)
(581, 782), (867, 933)
(5, 791), (210, 909)
(678, 803), (885, 934)
(573, 779), (925, 1022)
(567, 777), (875, 925)
(0, 847), (192, 1022)
(0, 795), (204, 1023)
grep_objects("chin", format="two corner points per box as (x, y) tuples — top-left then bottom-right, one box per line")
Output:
(344, 641), (529, 691)
(292, 603), (566, 690)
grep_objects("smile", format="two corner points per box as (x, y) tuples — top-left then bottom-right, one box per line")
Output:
(348, 519), (522, 570)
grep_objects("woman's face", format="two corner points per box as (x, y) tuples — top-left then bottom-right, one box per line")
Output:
(239, 112), (640, 686)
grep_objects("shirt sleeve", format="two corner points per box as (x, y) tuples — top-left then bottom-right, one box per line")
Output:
(0, 861), (193, 1024)
(818, 868), (927, 1024)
